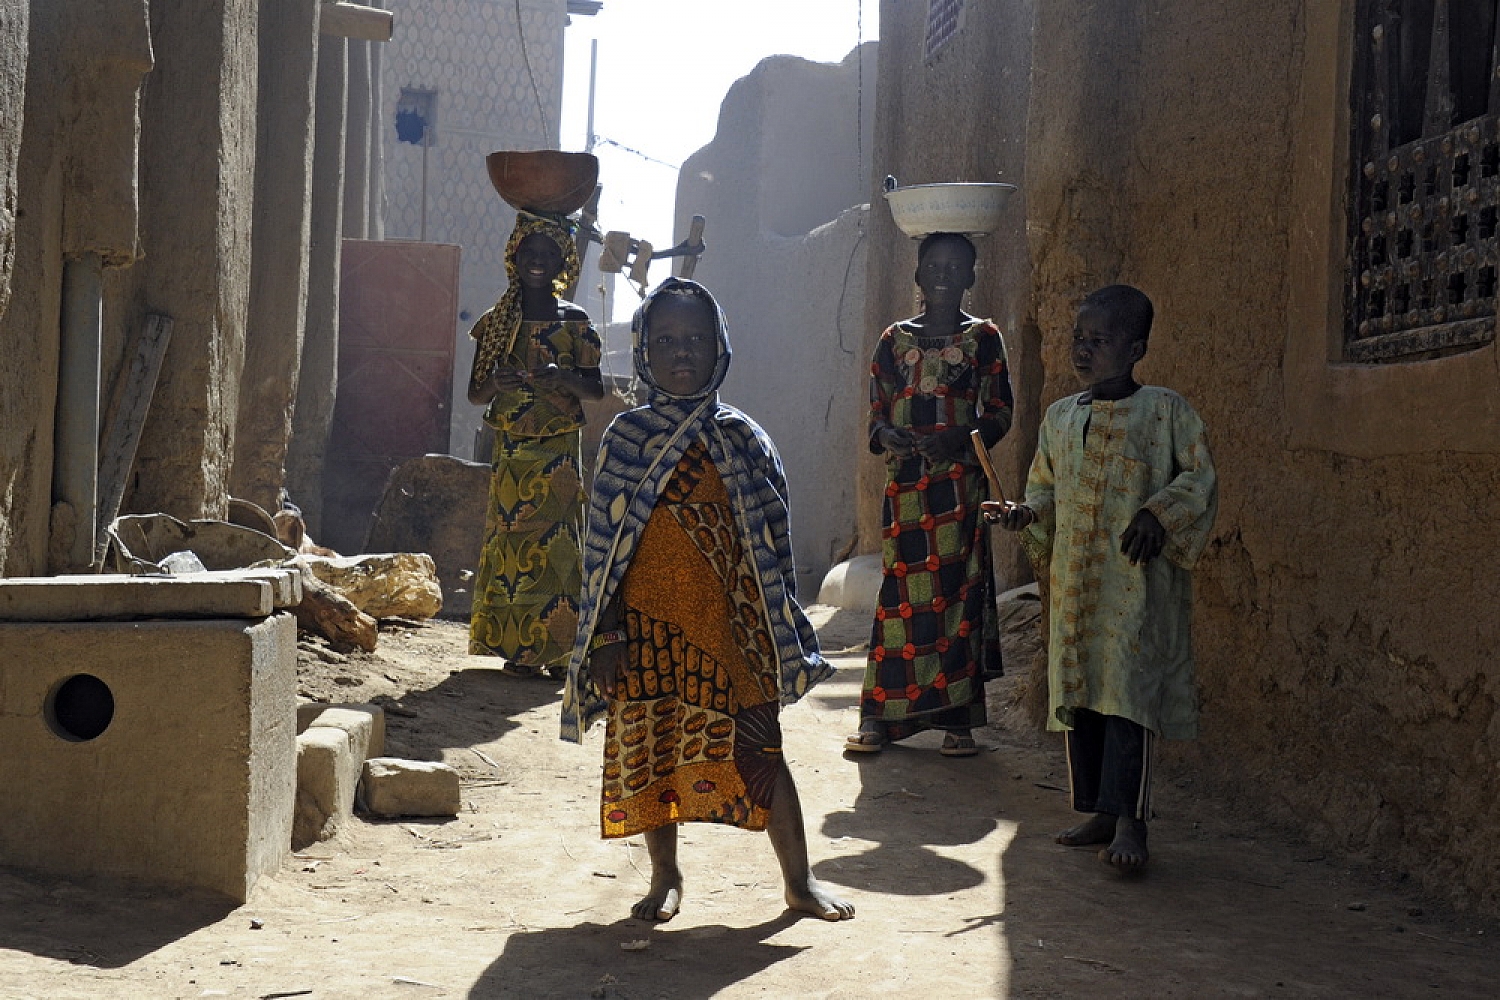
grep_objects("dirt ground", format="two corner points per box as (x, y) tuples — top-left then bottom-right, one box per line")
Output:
(3, 608), (1499, 999)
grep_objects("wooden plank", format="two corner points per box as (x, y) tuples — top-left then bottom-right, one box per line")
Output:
(95, 313), (173, 564)
(320, 2), (394, 42)
(678, 215), (707, 279)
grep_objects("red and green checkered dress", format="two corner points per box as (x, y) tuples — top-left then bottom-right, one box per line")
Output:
(863, 317), (1011, 739)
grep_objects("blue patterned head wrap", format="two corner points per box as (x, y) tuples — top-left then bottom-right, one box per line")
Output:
(630, 276), (733, 404)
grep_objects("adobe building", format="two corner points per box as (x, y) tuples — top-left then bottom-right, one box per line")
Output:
(0, 0), (589, 561)
(0, 0), (397, 900)
(867, 1), (1500, 911)
(0, 0), (394, 575)
(677, 44), (878, 595)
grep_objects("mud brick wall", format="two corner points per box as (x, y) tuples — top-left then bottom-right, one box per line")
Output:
(869, 0), (1500, 912)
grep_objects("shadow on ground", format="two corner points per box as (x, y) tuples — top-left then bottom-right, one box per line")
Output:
(469, 914), (806, 999)
(0, 867), (234, 968)
(817, 740), (1001, 897)
(371, 663), (564, 762)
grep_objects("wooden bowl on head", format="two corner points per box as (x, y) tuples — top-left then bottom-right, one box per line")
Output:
(486, 150), (599, 214)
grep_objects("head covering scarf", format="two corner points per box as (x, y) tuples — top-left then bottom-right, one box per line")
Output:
(559, 277), (832, 742)
(468, 210), (581, 393)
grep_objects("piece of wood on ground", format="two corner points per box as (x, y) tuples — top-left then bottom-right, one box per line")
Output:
(292, 568), (378, 652)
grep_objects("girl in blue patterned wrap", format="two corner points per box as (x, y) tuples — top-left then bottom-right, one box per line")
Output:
(560, 277), (853, 923)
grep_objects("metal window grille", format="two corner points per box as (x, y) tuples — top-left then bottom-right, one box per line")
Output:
(1347, 1), (1500, 362)
(925, 0), (964, 62)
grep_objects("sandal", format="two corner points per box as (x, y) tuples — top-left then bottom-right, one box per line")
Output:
(940, 733), (981, 757)
(844, 721), (887, 754)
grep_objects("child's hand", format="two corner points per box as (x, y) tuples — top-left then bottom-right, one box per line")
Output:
(529, 363), (565, 389)
(877, 425), (917, 457)
(1120, 508), (1165, 565)
(490, 365), (529, 391)
(915, 426), (971, 463)
(982, 500), (1035, 530)
(587, 642), (626, 698)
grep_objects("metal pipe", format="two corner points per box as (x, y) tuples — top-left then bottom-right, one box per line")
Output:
(54, 252), (103, 572)
(585, 39), (597, 152)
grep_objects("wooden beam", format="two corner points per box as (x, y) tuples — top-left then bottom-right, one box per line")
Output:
(1423, 0), (1453, 136)
(320, 3), (393, 43)
(95, 313), (173, 565)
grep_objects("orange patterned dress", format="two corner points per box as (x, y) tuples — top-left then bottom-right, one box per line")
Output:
(599, 441), (784, 837)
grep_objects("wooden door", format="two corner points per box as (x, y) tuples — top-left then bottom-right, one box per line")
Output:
(322, 240), (461, 554)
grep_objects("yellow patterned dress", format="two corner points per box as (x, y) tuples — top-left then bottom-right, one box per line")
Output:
(600, 441), (784, 837)
(469, 314), (602, 667)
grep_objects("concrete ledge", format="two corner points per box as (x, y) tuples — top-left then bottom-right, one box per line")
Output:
(297, 702), (385, 759)
(0, 569), (303, 621)
(293, 704), (387, 846)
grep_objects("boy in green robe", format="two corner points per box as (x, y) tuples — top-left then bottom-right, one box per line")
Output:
(985, 284), (1217, 870)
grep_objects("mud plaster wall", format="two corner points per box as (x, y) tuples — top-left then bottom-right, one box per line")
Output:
(290, 26), (392, 536)
(122, 0), (260, 520)
(0, 0), (25, 324)
(285, 36), (348, 533)
(873, 1), (1500, 909)
(1, 1), (333, 570)
(0, 0), (40, 574)
(0, 0), (155, 575)
(860, 1), (1037, 592)
(675, 47), (876, 595)
(229, 0), (320, 514)
(378, 0), (564, 463)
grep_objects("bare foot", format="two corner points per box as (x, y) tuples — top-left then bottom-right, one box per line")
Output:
(1099, 816), (1149, 870)
(1055, 812), (1115, 846)
(767, 767), (853, 920)
(785, 875), (855, 921)
(632, 825), (681, 920)
(630, 880), (682, 922)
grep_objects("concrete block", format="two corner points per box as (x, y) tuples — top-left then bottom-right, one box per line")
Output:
(294, 727), (355, 847)
(361, 758), (460, 817)
(0, 613), (297, 902)
(293, 704), (388, 846)
(304, 704), (384, 758)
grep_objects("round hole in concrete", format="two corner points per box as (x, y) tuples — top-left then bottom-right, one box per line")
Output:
(45, 673), (115, 742)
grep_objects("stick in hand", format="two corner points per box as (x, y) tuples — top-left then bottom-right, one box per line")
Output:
(970, 429), (1006, 504)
